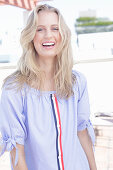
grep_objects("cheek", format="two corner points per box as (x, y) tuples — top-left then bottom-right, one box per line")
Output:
(33, 33), (41, 43)
(33, 35), (37, 46)
(34, 36), (38, 42)
(33, 35), (41, 48)
(58, 33), (61, 42)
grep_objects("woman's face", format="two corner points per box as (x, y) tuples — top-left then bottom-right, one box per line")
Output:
(33, 10), (61, 61)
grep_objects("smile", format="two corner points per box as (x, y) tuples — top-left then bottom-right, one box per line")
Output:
(42, 42), (55, 49)
(42, 42), (55, 47)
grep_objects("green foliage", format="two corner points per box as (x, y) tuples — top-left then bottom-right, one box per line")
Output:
(77, 21), (113, 27)
(76, 17), (96, 22)
(75, 16), (113, 33)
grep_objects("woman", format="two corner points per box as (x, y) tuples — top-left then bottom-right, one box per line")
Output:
(0, 4), (97, 170)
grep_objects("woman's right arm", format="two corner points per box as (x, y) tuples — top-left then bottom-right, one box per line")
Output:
(10, 144), (28, 170)
(0, 85), (28, 169)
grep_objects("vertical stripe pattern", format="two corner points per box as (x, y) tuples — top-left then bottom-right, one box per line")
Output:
(50, 94), (64, 170)
(0, 0), (37, 10)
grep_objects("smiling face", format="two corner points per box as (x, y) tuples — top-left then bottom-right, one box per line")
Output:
(33, 10), (61, 61)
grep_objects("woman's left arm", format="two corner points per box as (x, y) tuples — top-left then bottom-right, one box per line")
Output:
(78, 129), (97, 170)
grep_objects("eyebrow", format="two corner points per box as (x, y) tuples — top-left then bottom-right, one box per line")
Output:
(37, 24), (59, 27)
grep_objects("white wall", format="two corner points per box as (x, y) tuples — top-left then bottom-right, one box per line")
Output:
(74, 61), (113, 115)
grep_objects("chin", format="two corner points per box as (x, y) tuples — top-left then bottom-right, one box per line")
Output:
(42, 53), (57, 59)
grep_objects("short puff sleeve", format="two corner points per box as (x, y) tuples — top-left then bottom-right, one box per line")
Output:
(0, 83), (27, 166)
(74, 71), (95, 146)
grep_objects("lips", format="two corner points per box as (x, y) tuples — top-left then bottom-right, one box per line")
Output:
(42, 41), (55, 46)
(42, 41), (55, 49)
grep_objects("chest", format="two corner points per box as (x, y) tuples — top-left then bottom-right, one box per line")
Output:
(24, 92), (78, 133)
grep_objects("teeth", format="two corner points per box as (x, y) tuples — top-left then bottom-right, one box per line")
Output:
(42, 42), (55, 46)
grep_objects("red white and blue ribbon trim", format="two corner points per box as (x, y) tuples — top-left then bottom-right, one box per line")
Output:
(50, 94), (64, 170)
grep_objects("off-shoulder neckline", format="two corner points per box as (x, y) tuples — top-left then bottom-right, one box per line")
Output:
(24, 83), (56, 95)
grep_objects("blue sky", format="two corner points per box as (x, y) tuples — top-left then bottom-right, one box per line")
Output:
(0, 0), (113, 32)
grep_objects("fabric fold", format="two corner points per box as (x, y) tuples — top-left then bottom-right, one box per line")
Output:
(86, 120), (95, 147)
(0, 137), (18, 166)
(77, 119), (95, 149)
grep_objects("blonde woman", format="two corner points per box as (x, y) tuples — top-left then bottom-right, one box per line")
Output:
(0, 4), (97, 170)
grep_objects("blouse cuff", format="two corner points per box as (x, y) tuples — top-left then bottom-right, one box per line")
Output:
(77, 119), (95, 149)
(0, 137), (24, 166)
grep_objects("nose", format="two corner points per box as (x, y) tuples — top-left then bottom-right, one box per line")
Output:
(45, 29), (52, 38)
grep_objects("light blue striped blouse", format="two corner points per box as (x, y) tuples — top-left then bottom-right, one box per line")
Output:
(0, 70), (95, 170)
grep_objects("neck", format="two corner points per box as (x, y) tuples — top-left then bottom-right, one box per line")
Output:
(38, 57), (55, 80)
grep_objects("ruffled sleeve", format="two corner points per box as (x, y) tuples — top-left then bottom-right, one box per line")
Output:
(0, 83), (27, 166)
(74, 70), (95, 147)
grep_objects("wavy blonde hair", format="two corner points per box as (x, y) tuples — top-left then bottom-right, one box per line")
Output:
(3, 4), (76, 99)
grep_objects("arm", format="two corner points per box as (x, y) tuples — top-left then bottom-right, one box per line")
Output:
(10, 144), (28, 170)
(0, 85), (28, 169)
(77, 129), (97, 170)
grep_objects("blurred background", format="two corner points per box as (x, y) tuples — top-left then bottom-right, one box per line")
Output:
(0, 0), (113, 169)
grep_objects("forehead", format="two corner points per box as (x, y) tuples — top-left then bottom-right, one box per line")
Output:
(37, 10), (59, 25)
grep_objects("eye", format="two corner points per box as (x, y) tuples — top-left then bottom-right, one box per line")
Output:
(52, 27), (59, 31)
(37, 28), (43, 32)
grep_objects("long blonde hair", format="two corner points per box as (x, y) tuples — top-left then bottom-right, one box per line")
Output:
(3, 4), (76, 99)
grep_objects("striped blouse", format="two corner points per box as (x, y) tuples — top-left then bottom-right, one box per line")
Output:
(0, 70), (95, 170)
